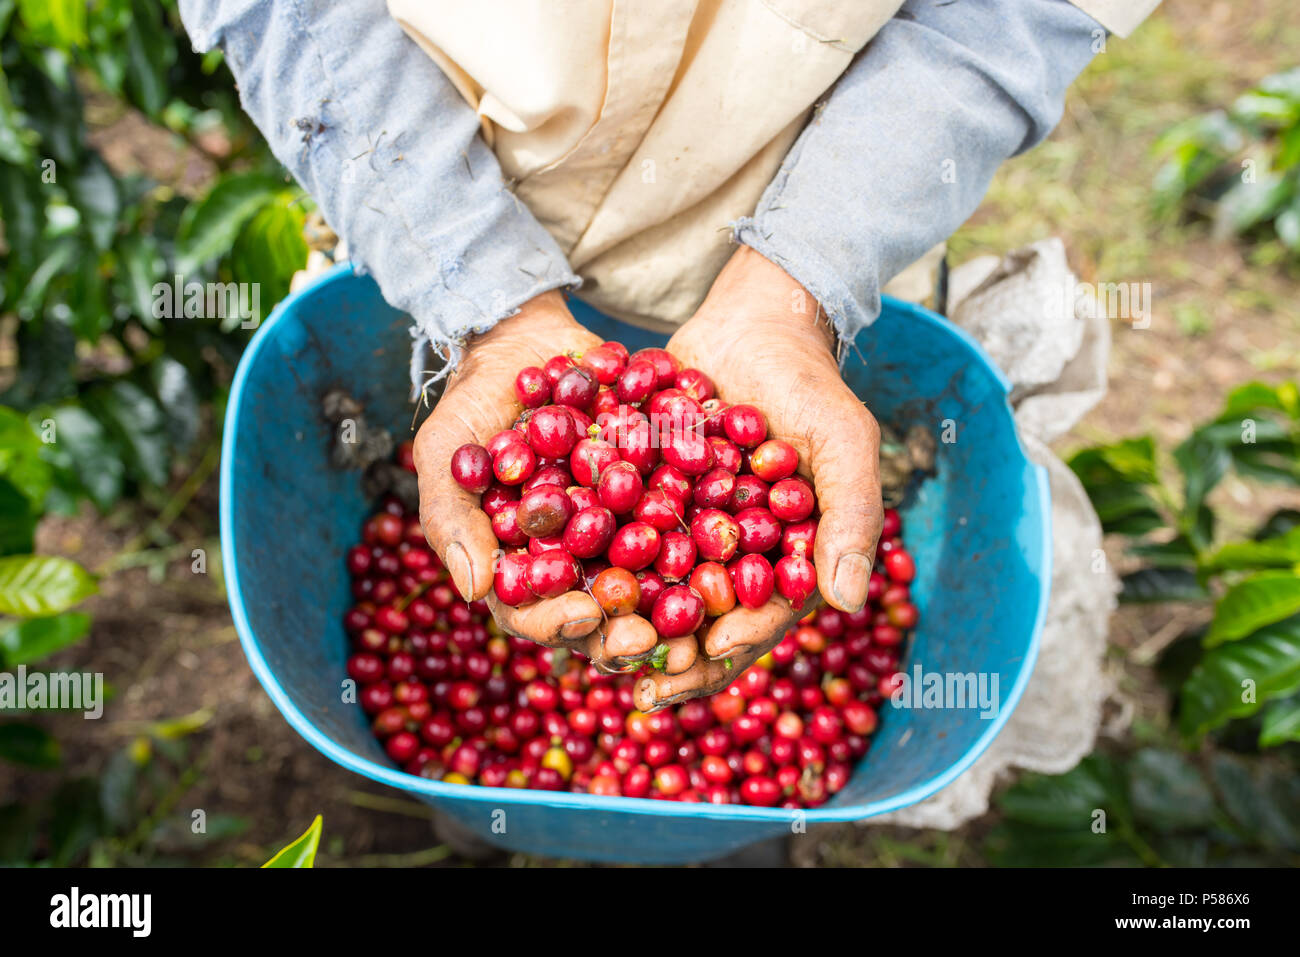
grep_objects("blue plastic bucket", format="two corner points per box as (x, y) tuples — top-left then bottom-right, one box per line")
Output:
(220, 263), (1050, 863)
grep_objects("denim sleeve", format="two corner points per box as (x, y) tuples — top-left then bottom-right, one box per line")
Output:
(177, 0), (580, 374)
(734, 0), (1103, 339)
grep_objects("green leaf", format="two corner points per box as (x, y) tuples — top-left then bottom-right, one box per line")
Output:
(1208, 753), (1300, 850)
(0, 612), (90, 667)
(0, 479), (36, 555)
(66, 153), (120, 250)
(120, 0), (173, 116)
(1174, 432), (1231, 519)
(1179, 614), (1300, 739)
(1083, 483), (1165, 533)
(1259, 695), (1300, 747)
(1119, 568), (1208, 604)
(16, 0), (86, 48)
(1068, 436), (1158, 486)
(1217, 171), (1292, 234)
(262, 815), (322, 868)
(0, 722), (60, 767)
(1218, 381), (1295, 420)
(0, 406), (52, 508)
(1231, 444), (1300, 485)
(997, 754), (1128, 828)
(48, 778), (103, 865)
(1125, 536), (1198, 569)
(1205, 571), (1300, 646)
(87, 380), (171, 487)
(1127, 748), (1216, 832)
(1206, 526), (1300, 571)
(1256, 509), (1300, 541)
(176, 172), (285, 274)
(0, 554), (97, 617)
(0, 162), (43, 266)
(112, 232), (163, 329)
(1278, 196), (1300, 250)
(46, 405), (124, 511)
(228, 190), (308, 311)
(149, 356), (200, 452)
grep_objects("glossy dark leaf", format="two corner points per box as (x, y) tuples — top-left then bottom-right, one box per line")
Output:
(47, 404), (125, 511)
(1205, 572), (1300, 646)
(87, 380), (170, 487)
(176, 172), (284, 273)
(1180, 614), (1300, 738)
(0, 722), (60, 767)
(1128, 748), (1216, 832)
(1208, 753), (1300, 850)
(1120, 568), (1208, 604)
(1258, 695), (1300, 748)
(121, 0), (173, 117)
(66, 153), (120, 250)
(0, 478), (36, 555)
(149, 355), (200, 452)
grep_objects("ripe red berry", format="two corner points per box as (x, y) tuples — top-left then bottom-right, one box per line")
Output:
(729, 474), (769, 511)
(688, 562), (736, 616)
(735, 507), (782, 554)
(749, 439), (799, 482)
(616, 360), (658, 404)
(492, 441), (537, 486)
(514, 366), (551, 408)
(607, 522), (661, 571)
(450, 444), (493, 494)
(730, 553), (775, 609)
(768, 477), (816, 522)
(722, 404), (767, 448)
(739, 776), (781, 806)
(662, 427), (714, 476)
(674, 368), (715, 401)
(570, 437), (619, 487)
(526, 406), (580, 458)
(651, 585), (706, 638)
(562, 506), (617, 558)
(630, 348), (681, 390)
(774, 552), (818, 607)
(525, 551), (579, 599)
(597, 460), (644, 514)
(633, 488), (685, 532)
(634, 569), (667, 616)
(884, 549), (916, 583)
(690, 508), (740, 562)
(654, 531), (697, 581)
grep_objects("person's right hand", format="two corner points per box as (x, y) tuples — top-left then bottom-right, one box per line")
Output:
(412, 291), (660, 669)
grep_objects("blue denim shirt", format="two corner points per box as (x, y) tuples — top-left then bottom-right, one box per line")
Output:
(178, 0), (1101, 366)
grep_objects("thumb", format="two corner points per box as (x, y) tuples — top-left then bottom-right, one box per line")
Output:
(413, 391), (513, 602)
(808, 394), (882, 613)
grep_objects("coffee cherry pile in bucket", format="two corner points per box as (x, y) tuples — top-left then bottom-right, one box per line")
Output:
(451, 344), (822, 631)
(343, 430), (920, 806)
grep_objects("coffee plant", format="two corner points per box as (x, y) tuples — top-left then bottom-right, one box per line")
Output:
(987, 380), (1300, 866)
(1152, 66), (1300, 255)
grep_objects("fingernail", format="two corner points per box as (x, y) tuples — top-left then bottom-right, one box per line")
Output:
(446, 542), (473, 599)
(709, 643), (750, 662)
(832, 552), (871, 612)
(561, 617), (601, 640)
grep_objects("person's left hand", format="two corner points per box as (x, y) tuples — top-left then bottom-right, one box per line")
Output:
(633, 246), (883, 712)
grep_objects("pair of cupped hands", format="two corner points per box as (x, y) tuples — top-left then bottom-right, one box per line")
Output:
(413, 247), (883, 712)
